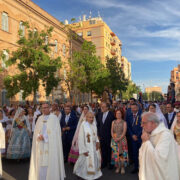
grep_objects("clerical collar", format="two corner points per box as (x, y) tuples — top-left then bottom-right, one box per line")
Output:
(43, 115), (50, 121)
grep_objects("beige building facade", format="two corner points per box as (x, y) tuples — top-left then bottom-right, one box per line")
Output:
(0, 0), (83, 105)
(145, 86), (162, 94)
(170, 64), (180, 101)
(121, 56), (131, 80)
(69, 16), (131, 80)
(70, 16), (122, 64)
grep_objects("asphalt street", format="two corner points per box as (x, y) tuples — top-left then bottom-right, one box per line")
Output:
(1, 158), (138, 180)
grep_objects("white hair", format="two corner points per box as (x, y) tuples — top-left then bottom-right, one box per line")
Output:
(142, 112), (160, 124)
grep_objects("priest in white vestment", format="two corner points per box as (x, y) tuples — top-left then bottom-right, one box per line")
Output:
(74, 112), (102, 180)
(29, 103), (65, 180)
(139, 112), (180, 180)
(0, 122), (5, 178)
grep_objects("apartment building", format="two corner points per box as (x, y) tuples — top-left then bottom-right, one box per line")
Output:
(0, 0), (83, 104)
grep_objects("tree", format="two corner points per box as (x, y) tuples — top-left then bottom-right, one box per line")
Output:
(122, 81), (141, 100)
(106, 57), (128, 98)
(66, 40), (109, 101)
(148, 91), (164, 101)
(3, 23), (62, 103)
(142, 92), (148, 101)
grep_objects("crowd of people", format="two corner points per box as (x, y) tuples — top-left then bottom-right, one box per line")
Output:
(0, 99), (180, 180)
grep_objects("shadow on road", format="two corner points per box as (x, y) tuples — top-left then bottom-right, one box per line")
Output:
(2, 159), (138, 180)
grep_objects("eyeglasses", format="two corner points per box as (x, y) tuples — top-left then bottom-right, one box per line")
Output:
(141, 121), (148, 125)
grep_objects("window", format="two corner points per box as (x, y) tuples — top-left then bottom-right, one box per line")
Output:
(45, 36), (48, 45)
(77, 32), (83, 37)
(33, 28), (37, 33)
(62, 44), (66, 56)
(89, 20), (96, 25)
(54, 40), (58, 53)
(87, 31), (92, 36)
(2, 12), (9, 32)
(1, 50), (9, 68)
(19, 21), (25, 36)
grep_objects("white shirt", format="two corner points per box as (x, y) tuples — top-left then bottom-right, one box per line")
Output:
(65, 114), (70, 124)
(132, 112), (138, 126)
(102, 111), (109, 124)
(168, 112), (174, 121)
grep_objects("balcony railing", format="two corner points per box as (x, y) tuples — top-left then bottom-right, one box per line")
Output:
(110, 32), (116, 37)
(111, 50), (116, 55)
(110, 40), (116, 46)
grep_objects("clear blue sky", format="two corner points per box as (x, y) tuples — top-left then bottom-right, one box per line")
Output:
(32, 0), (180, 93)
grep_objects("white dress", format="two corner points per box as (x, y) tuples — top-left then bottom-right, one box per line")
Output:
(0, 118), (7, 154)
(74, 121), (102, 180)
(0, 123), (5, 177)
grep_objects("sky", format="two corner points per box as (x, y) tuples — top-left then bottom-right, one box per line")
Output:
(32, 0), (180, 93)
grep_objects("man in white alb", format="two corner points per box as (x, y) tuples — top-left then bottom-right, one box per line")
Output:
(139, 112), (180, 180)
(29, 103), (65, 180)
(0, 121), (5, 178)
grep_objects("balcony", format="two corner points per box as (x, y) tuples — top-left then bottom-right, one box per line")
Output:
(110, 40), (116, 46)
(110, 32), (116, 37)
(111, 49), (116, 56)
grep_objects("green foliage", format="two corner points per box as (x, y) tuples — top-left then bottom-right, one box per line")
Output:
(147, 91), (164, 101)
(142, 92), (148, 101)
(67, 40), (109, 97)
(122, 81), (141, 100)
(71, 18), (76, 23)
(3, 23), (62, 101)
(106, 57), (128, 96)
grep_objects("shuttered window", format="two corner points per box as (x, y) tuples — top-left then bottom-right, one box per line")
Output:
(2, 12), (9, 32)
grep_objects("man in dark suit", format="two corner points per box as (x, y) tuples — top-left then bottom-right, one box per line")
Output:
(125, 98), (140, 164)
(126, 98), (136, 117)
(126, 103), (142, 173)
(97, 102), (115, 169)
(164, 103), (176, 129)
(60, 105), (78, 162)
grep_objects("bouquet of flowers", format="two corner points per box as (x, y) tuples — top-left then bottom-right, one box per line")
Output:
(15, 118), (26, 129)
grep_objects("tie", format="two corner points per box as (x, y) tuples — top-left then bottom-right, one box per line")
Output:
(102, 112), (107, 124)
(132, 114), (136, 126)
(168, 113), (172, 124)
